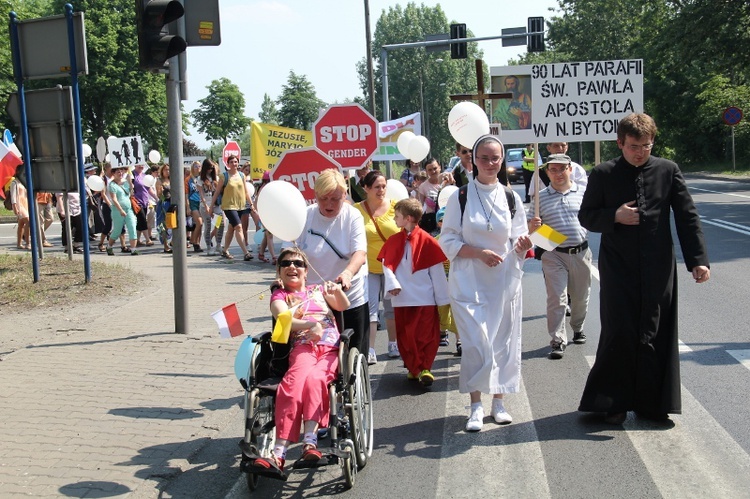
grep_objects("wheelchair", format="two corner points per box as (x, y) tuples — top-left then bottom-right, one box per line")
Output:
(236, 317), (373, 491)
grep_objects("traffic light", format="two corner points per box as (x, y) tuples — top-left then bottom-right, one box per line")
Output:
(527, 17), (545, 53)
(136, 0), (187, 71)
(450, 23), (467, 59)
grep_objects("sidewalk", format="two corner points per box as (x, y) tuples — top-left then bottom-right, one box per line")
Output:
(0, 237), (278, 498)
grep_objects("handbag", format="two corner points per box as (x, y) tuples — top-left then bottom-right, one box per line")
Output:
(362, 200), (389, 242)
(165, 206), (177, 229)
(130, 195), (141, 214)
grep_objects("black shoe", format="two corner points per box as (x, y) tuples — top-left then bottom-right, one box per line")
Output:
(455, 340), (462, 357)
(549, 342), (565, 359)
(573, 331), (586, 344)
(524, 197), (531, 204)
(193, 244), (203, 253)
(604, 412), (627, 424)
(635, 411), (670, 422)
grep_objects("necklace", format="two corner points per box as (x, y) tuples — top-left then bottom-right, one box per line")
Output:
(474, 183), (500, 231)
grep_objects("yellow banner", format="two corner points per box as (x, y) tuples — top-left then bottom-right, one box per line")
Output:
(250, 122), (312, 180)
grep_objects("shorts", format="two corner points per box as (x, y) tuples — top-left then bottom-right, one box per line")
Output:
(367, 273), (394, 323)
(223, 209), (242, 227)
(189, 199), (200, 212)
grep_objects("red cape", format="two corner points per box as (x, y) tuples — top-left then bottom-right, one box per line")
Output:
(378, 226), (446, 274)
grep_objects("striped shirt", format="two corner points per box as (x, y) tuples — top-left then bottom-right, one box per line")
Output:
(531, 183), (588, 247)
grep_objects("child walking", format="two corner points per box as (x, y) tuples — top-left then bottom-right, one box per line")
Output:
(378, 198), (450, 387)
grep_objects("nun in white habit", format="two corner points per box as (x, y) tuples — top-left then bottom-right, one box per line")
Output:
(438, 134), (532, 432)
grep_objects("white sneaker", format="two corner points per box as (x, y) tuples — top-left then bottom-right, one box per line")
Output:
(367, 348), (377, 365)
(387, 342), (400, 358)
(466, 405), (484, 432)
(491, 400), (513, 424)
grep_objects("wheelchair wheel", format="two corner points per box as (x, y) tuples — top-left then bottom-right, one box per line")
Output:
(347, 348), (374, 469)
(342, 446), (356, 489)
(245, 390), (276, 491)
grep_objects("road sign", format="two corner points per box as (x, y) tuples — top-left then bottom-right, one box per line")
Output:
(222, 140), (241, 167)
(107, 136), (145, 168)
(723, 106), (743, 126)
(270, 147), (342, 202)
(313, 103), (378, 169)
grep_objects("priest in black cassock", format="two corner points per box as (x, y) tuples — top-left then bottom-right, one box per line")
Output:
(577, 113), (711, 425)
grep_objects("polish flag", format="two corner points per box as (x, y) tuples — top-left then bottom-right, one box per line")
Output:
(211, 303), (245, 338)
(0, 141), (22, 198)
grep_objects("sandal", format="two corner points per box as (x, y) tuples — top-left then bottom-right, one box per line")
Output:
(98, 244), (106, 252)
(247, 455), (286, 481)
(221, 250), (233, 260)
(258, 253), (268, 263)
(244, 253), (254, 261)
(302, 445), (323, 461)
(271, 257), (277, 265)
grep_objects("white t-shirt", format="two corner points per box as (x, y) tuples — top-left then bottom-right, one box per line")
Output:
(284, 203), (368, 308)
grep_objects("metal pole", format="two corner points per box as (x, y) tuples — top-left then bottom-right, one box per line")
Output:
(364, 0), (376, 117)
(381, 47), (392, 178)
(9, 11), (40, 282)
(65, 4), (91, 282)
(167, 55), (188, 334)
(731, 126), (736, 173)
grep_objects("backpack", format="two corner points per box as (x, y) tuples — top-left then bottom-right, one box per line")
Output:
(457, 183), (516, 224)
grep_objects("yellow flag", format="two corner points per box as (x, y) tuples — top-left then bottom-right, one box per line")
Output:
(529, 224), (568, 251)
(271, 309), (293, 344)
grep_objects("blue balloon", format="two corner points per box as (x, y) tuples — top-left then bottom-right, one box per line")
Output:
(253, 228), (265, 245)
(234, 335), (255, 383)
(3, 129), (12, 146)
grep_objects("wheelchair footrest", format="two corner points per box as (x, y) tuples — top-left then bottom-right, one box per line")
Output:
(291, 446), (350, 469)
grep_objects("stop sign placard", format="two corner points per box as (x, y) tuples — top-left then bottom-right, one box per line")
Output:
(313, 103), (378, 169)
(222, 140), (241, 167)
(270, 146), (342, 202)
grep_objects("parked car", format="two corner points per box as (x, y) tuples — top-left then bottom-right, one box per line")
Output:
(504, 148), (525, 183)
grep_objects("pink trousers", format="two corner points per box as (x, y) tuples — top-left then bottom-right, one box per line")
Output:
(275, 343), (338, 442)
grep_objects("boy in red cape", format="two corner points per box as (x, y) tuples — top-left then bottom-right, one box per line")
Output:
(378, 198), (450, 387)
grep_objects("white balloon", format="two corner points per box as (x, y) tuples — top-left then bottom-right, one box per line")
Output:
(437, 185), (458, 208)
(257, 181), (307, 242)
(396, 131), (415, 157)
(86, 175), (105, 192)
(82, 143), (92, 158)
(143, 174), (156, 188)
(245, 180), (255, 198)
(148, 150), (161, 163)
(407, 136), (430, 163)
(386, 178), (409, 201)
(105, 153), (110, 163)
(448, 102), (490, 149)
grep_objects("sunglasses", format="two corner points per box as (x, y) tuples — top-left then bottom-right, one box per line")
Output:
(279, 259), (307, 268)
(460, 149), (471, 155)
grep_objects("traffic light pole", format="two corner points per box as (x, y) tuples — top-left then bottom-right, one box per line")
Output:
(166, 55), (189, 334)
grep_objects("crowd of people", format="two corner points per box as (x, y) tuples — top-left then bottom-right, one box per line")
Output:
(5, 113), (711, 437)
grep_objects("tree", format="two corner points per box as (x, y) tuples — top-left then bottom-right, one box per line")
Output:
(359, 3), (485, 162)
(46, 0), (172, 152)
(182, 138), (203, 157)
(191, 77), (250, 144)
(258, 93), (279, 124)
(276, 71), (326, 130)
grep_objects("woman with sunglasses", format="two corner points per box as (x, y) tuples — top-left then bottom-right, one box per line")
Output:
(255, 248), (349, 474)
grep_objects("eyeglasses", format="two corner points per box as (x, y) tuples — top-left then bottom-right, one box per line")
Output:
(547, 167), (569, 175)
(279, 259), (307, 268)
(460, 149), (471, 155)
(625, 143), (654, 152)
(476, 155), (502, 164)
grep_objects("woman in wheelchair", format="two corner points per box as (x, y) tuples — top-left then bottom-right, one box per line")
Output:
(255, 247), (350, 474)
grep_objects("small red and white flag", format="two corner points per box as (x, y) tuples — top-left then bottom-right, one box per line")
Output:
(0, 141), (22, 198)
(211, 303), (245, 338)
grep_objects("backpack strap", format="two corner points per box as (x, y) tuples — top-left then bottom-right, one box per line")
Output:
(457, 183), (515, 226)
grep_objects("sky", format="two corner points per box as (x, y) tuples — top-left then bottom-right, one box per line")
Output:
(182, 0), (560, 149)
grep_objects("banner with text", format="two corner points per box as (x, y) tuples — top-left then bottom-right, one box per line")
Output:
(372, 112), (422, 161)
(489, 60), (644, 144)
(250, 122), (312, 180)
